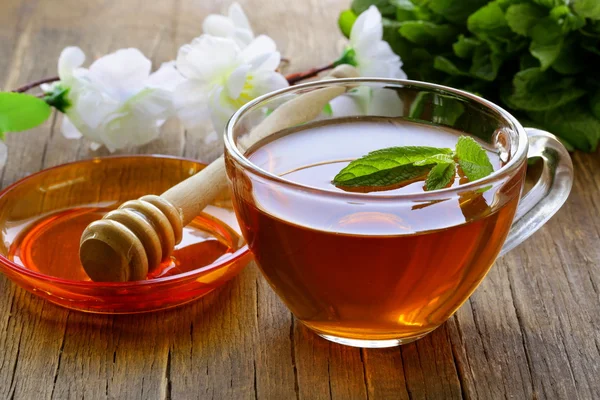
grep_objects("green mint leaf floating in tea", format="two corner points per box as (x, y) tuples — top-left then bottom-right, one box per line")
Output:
(333, 136), (494, 192)
(426, 162), (456, 191)
(333, 146), (453, 189)
(455, 136), (494, 182)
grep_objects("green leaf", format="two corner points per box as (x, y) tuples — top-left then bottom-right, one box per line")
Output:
(552, 39), (585, 75)
(528, 102), (600, 151)
(425, 162), (456, 190)
(399, 21), (458, 46)
(453, 35), (481, 59)
(470, 45), (504, 81)
(0, 92), (52, 138)
(455, 136), (494, 182)
(426, 0), (490, 24)
(351, 0), (396, 17)
(338, 9), (357, 38)
(505, 3), (547, 36)
(332, 146), (453, 188)
(529, 17), (564, 70)
(504, 68), (586, 111)
(434, 56), (469, 76)
(550, 6), (586, 33)
(467, 2), (512, 38)
(414, 153), (455, 166)
(390, 0), (417, 21)
(573, 0), (600, 20)
(533, 0), (567, 8)
(590, 90), (600, 120)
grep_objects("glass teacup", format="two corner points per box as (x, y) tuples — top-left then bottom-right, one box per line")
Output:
(224, 79), (573, 348)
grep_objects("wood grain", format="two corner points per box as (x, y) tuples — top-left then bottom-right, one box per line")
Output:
(1, 0), (599, 399)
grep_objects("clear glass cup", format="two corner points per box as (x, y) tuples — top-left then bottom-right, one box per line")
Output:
(224, 79), (573, 348)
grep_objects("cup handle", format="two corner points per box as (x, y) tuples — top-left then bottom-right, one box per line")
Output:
(499, 128), (574, 256)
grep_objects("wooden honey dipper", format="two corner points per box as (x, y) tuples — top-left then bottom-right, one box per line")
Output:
(79, 66), (358, 282)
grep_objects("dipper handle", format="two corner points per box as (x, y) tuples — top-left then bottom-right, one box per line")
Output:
(79, 80), (351, 282)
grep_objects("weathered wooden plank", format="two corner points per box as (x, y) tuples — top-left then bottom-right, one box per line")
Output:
(0, 0), (599, 399)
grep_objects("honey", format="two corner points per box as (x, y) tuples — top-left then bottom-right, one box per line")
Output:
(9, 207), (239, 281)
(0, 156), (250, 313)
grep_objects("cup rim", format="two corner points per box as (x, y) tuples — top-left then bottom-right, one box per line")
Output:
(225, 78), (528, 201)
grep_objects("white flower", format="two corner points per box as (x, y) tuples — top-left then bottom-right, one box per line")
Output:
(327, 86), (403, 118)
(345, 6), (406, 79)
(44, 47), (182, 151)
(173, 34), (288, 135)
(203, 2), (254, 48)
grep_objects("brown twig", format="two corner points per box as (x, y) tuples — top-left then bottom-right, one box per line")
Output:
(285, 63), (335, 85)
(12, 76), (59, 93)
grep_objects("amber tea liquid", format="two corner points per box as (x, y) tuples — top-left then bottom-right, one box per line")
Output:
(230, 118), (522, 343)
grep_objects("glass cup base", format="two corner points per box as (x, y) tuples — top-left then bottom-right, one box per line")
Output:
(317, 332), (431, 348)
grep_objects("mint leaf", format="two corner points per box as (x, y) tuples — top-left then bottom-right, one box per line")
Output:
(506, 4), (546, 36)
(467, 2), (512, 38)
(399, 21), (458, 46)
(455, 136), (494, 182)
(333, 146), (452, 188)
(529, 102), (600, 151)
(426, 162), (456, 190)
(351, 0), (396, 17)
(550, 6), (586, 33)
(530, 17), (564, 70)
(426, 0), (489, 24)
(434, 56), (469, 76)
(414, 153), (454, 166)
(0, 92), (51, 137)
(573, 0), (600, 20)
(503, 68), (586, 111)
(453, 35), (481, 59)
(470, 45), (504, 81)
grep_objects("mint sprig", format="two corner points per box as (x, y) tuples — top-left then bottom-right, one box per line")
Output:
(340, 0), (600, 152)
(332, 136), (494, 192)
(455, 136), (494, 182)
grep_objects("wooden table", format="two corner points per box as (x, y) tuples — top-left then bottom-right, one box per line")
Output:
(1, 1), (599, 399)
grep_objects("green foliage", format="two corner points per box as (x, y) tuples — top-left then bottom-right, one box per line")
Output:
(0, 92), (52, 139)
(332, 138), (494, 191)
(455, 136), (494, 181)
(332, 146), (452, 188)
(339, 0), (600, 151)
(339, 9), (357, 38)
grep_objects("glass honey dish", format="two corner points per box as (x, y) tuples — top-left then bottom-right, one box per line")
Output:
(0, 155), (252, 314)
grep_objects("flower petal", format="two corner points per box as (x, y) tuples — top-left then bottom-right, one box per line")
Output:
(61, 116), (83, 139)
(208, 86), (237, 135)
(203, 14), (236, 38)
(176, 35), (239, 82)
(328, 95), (364, 118)
(58, 46), (86, 82)
(351, 6), (383, 51)
(146, 61), (186, 92)
(248, 51), (281, 72)
(233, 29), (255, 48)
(248, 70), (288, 97)
(368, 88), (404, 117)
(240, 35), (277, 64)
(173, 80), (211, 129)
(89, 48), (152, 97)
(229, 2), (252, 32)
(227, 64), (251, 99)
